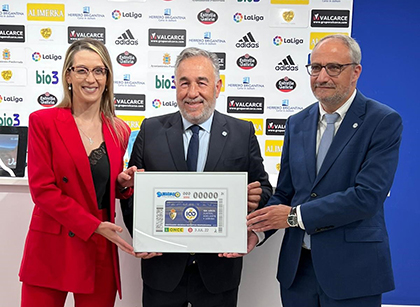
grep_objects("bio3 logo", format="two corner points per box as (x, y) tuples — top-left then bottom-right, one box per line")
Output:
(36, 70), (59, 85)
(0, 113), (20, 126)
(155, 75), (176, 89)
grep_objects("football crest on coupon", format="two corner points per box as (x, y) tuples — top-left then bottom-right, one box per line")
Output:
(184, 207), (198, 222)
(169, 208), (177, 220)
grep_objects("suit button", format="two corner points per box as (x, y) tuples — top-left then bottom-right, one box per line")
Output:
(190, 253), (195, 255)
(63, 177), (68, 183)
(310, 192), (317, 198)
(68, 231), (75, 237)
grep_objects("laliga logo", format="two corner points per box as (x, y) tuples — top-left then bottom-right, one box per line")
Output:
(184, 207), (198, 222)
(112, 10), (122, 19)
(233, 12), (243, 23)
(273, 36), (283, 46)
(32, 52), (41, 62)
(152, 99), (162, 108)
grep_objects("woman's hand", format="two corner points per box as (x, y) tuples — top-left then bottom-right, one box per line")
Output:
(95, 222), (135, 256)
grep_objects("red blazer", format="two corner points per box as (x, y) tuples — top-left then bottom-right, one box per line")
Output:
(19, 107), (131, 298)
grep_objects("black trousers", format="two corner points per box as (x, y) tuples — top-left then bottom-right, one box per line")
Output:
(143, 263), (238, 307)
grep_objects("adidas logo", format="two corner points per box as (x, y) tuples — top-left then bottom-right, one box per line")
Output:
(275, 55), (298, 71)
(115, 29), (138, 45)
(236, 32), (259, 48)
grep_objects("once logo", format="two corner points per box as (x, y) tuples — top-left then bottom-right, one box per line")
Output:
(38, 92), (57, 107)
(276, 77), (296, 92)
(197, 8), (218, 25)
(237, 54), (257, 70)
(117, 51), (137, 67)
(36, 70), (59, 85)
(155, 75), (176, 89)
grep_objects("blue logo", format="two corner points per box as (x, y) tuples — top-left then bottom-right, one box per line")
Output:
(83, 6), (90, 14)
(282, 99), (289, 106)
(123, 74), (130, 81)
(243, 77), (250, 84)
(2, 4), (9, 12)
(204, 32), (211, 39)
(164, 8), (171, 16)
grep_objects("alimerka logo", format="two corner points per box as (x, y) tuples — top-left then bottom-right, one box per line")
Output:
(27, 3), (65, 22)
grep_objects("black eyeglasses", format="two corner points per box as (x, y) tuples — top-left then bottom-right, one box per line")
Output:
(305, 63), (357, 77)
(68, 66), (108, 80)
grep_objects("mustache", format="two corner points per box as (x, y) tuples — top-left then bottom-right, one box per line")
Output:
(183, 98), (205, 103)
(314, 82), (336, 88)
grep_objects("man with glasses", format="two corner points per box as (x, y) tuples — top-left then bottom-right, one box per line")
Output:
(247, 34), (402, 307)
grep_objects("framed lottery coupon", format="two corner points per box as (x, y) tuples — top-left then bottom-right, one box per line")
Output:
(132, 172), (248, 253)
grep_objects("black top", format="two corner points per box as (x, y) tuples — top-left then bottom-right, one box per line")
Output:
(89, 142), (110, 210)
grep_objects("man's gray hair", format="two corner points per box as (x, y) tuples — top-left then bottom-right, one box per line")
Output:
(312, 34), (362, 64)
(174, 47), (220, 82)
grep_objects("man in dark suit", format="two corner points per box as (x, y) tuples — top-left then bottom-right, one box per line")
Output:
(121, 47), (272, 307)
(247, 35), (402, 307)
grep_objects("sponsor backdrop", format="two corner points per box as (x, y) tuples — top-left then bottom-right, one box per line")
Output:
(0, 0), (353, 176)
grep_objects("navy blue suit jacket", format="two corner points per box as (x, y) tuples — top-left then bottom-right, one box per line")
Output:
(266, 91), (402, 300)
(121, 110), (272, 293)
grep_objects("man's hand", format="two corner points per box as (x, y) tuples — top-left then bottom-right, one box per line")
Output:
(246, 204), (291, 232)
(218, 230), (259, 258)
(247, 181), (262, 212)
(95, 222), (135, 256)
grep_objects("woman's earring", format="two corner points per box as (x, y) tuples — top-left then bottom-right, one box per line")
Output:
(68, 84), (72, 91)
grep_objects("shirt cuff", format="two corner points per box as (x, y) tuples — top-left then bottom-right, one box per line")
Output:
(296, 205), (306, 230)
(253, 230), (265, 245)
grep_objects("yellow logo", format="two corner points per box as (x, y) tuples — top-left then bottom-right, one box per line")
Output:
(163, 53), (171, 65)
(271, 0), (309, 4)
(241, 118), (263, 136)
(1, 70), (12, 81)
(283, 10), (295, 22)
(40, 27), (52, 39)
(220, 74), (225, 92)
(309, 32), (348, 50)
(2, 49), (11, 61)
(265, 140), (284, 157)
(276, 163), (281, 172)
(27, 3), (65, 22)
(117, 115), (145, 131)
(165, 228), (184, 233)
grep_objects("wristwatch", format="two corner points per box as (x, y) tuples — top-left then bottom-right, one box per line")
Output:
(287, 207), (298, 227)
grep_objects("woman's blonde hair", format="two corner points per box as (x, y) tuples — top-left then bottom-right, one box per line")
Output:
(57, 38), (128, 146)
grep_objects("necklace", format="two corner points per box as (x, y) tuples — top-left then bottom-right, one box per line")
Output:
(78, 126), (95, 145)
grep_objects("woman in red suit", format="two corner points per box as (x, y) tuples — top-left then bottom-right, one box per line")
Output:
(19, 38), (137, 307)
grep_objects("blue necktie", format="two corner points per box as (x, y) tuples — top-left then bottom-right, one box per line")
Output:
(316, 113), (339, 174)
(187, 125), (200, 172)
(304, 112), (339, 249)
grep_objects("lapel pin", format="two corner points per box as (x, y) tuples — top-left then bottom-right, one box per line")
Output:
(222, 131), (228, 137)
(353, 123), (358, 129)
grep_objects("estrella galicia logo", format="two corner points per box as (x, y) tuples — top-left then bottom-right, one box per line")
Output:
(215, 52), (226, 70)
(237, 54), (257, 70)
(0, 24), (25, 43)
(227, 96), (264, 114)
(197, 8), (218, 25)
(68, 26), (105, 44)
(157, 191), (181, 198)
(275, 55), (298, 71)
(149, 28), (186, 47)
(38, 92), (57, 107)
(311, 10), (350, 28)
(276, 77), (296, 92)
(266, 118), (286, 135)
(114, 93), (145, 111)
(117, 51), (137, 67)
(236, 32), (259, 48)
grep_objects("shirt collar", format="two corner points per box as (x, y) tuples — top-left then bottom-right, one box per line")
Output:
(182, 113), (214, 133)
(318, 89), (357, 121)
